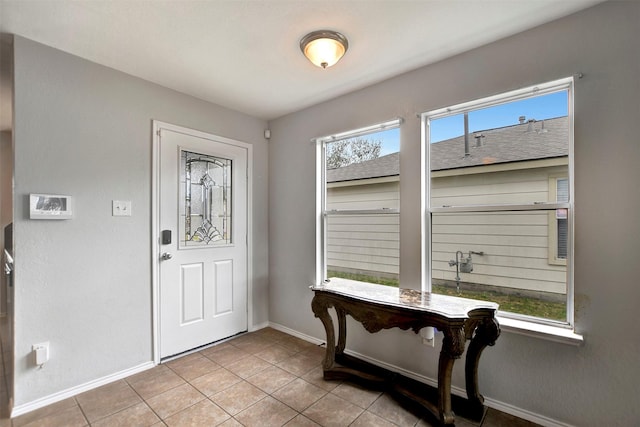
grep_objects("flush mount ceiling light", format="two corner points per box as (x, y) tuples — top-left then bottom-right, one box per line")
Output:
(300, 30), (349, 69)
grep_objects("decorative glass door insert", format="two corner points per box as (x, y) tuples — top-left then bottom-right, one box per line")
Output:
(179, 150), (232, 248)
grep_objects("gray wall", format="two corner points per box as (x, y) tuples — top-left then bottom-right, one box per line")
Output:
(12, 36), (269, 406)
(268, 2), (640, 426)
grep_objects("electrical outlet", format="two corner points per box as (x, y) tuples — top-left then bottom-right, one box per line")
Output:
(112, 200), (132, 216)
(420, 327), (435, 347)
(33, 342), (49, 366)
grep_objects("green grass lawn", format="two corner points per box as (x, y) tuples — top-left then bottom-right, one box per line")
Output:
(327, 271), (566, 321)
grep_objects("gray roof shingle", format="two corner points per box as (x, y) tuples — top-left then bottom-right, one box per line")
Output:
(326, 116), (568, 183)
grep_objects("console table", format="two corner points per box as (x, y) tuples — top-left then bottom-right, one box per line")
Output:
(310, 278), (500, 426)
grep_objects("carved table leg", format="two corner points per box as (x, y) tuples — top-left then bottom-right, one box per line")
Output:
(336, 307), (347, 355)
(311, 295), (336, 371)
(438, 326), (466, 425)
(465, 317), (500, 417)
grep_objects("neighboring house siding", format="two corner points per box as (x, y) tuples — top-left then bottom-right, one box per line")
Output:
(431, 164), (567, 295)
(326, 164), (567, 295)
(326, 181), (399, 277)
(432, 169), (550, 206)
(326, 181), (399, 210)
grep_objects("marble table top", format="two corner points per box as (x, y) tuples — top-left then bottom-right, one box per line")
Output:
(311, 277), (498, 318)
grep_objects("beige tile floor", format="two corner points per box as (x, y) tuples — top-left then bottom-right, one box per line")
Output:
(3, 328), (539, 426)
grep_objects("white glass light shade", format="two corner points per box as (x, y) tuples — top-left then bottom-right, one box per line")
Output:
(300, 30), (348, 69)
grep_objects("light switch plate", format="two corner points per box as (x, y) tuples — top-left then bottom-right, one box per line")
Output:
(112, 200), (132, 216)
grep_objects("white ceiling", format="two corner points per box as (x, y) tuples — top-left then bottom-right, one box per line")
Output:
(0, 0), (602, 129)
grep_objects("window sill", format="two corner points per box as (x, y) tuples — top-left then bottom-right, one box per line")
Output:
(497, 316), (584, 346)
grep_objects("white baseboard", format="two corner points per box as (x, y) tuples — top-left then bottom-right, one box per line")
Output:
(11, 361), (155, 418)
(343, 348), (442, 389)
(343, 349), (574, 427)
(482, 398), (575, 427)
(249, 321), (269, 332)
(268, 322), (574, 427)
(267, 322), (324, 346)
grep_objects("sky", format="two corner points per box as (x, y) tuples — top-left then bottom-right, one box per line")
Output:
(369, 90), (568, 155)
(430, 91), (568, 143)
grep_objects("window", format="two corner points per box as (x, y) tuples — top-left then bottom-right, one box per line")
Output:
(422, 78), (574, 326)
(316, 119), (401, 285)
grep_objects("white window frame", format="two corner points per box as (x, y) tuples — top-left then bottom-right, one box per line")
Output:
(421, 77), (576, 331)
(314, 119), (402, 286)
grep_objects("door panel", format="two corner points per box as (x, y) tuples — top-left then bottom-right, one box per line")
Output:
(181, 263), (204, 324)
(214, 259), (233, 315)
(158, 126), (248, 358)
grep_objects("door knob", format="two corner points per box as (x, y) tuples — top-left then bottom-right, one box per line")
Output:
(161, 252), (173, 260)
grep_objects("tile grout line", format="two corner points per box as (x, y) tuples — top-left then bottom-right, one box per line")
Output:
(202, 336), (329, 426)
(136, 366), (213, 425)
(161, 336), (301, 426)
(120, 377), (167, 427)
(70, 397), (90, 427)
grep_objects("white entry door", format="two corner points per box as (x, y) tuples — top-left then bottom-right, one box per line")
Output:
(157, 124), (248, 358)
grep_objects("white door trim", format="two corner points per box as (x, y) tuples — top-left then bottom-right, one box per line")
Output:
(151, 120), (253, 364)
